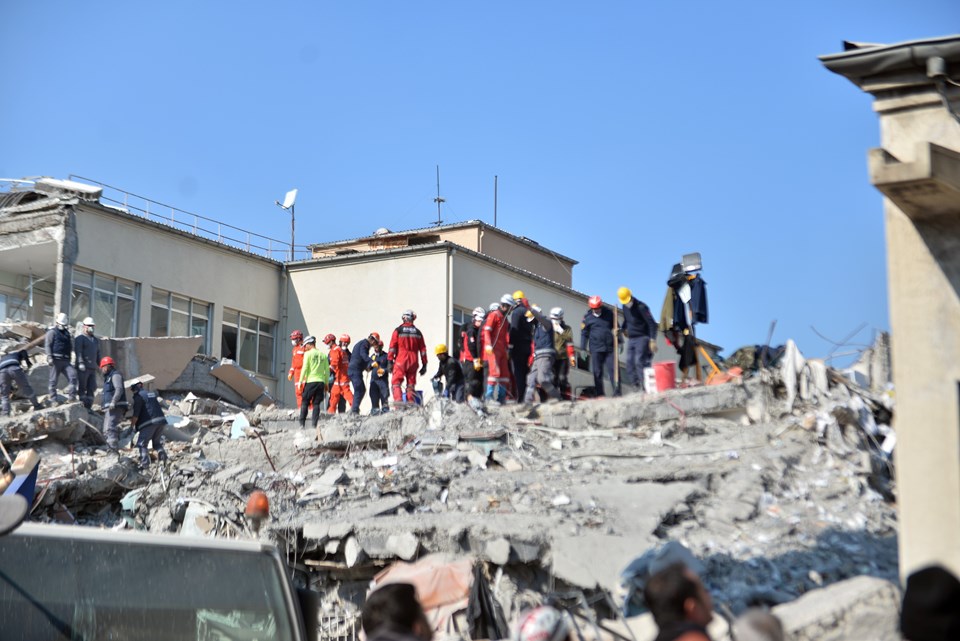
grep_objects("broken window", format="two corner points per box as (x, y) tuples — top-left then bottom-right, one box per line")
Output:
(151, 288), (212, 353)
(0, 291), (28, 322)
(71, 267), (138, 337)
(222, 308), (276, 377)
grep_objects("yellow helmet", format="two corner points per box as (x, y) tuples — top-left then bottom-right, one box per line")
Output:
(513, 290), (525, 300)
(434, 343), (448, 356)
(617, 287), (632, 304)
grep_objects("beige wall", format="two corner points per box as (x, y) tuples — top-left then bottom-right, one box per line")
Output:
(872, 93), (960, 578)
(287, 249), (450, 407)
(74, 205), (284, 389)
(479, 228), (574, 286)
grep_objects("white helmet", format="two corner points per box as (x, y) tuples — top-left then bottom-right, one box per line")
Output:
(303, 335), (317, 345)
(402, 309), (416, 322)
(55, 312), (69, 327)
(499, 293), (515, 306)
(82, 317), (95, 326)
(488, 302), (500, 312)
(549, 307), (564, 320)
(472, 306), (486, 318)
(514, 606), (569, 641)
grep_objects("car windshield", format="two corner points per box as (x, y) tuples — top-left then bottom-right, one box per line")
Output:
(0, 531), (297, 641)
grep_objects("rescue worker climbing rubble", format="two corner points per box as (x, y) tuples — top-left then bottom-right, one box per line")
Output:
(581, 295), (619, 397)
(523, 303), (561, 404)
(460, 306), (486, 402)
(348, 332), (378, 414)
(369, 340), (390, 415)
(550, 307), (577, 400)
(298, 336), (329, 430)
(129, 381), (168, 471)
(45, 312), (78, 405)
(99, 356), (128, 450)
(389, 310), (428, 406)
(325, 334), (353, 414)
(508, 289), (533, 400)
(618, 286), (658, 391)
(0, 350), (42, 416)
(483, 294), (516, 403)
(431, 343), (465, 402)
(287, 330), (306, 409)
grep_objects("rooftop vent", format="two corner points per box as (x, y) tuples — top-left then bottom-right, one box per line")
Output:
(374, 227), (391, 236)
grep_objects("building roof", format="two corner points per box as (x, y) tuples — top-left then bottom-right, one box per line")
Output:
(290, 239), (589, 299)
(820, 34), (960, 87)
(305, 219), (578, 265)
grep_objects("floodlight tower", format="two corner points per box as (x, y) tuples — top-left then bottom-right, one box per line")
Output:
(275, 189), (298, 261)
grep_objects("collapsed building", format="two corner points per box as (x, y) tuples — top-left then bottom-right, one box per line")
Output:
(1, 326), (903, 641)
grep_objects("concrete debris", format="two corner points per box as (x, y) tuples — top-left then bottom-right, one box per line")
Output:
(7, 339), (905, 640)
(210, 358), (275, 407)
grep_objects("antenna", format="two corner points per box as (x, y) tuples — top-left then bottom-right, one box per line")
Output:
(494, 175), (498, 228)
(433, 165), (444, 226)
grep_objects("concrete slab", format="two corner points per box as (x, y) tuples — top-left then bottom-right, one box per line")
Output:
(551, 533), (658, 593)
(773, 575), (901, 641)
(101, 336), (203, 391)
(210, 359), (275, 406)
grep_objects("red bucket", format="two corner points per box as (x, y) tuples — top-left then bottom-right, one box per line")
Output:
(653, 361), (676, 392)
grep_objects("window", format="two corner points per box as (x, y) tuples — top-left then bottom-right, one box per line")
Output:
(222, 308), (276, 377)
(150, 289), (212, 354)
(71, 268), (138, 337)
(0, 292), (28, 322)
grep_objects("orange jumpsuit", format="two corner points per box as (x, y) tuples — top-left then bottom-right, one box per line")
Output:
(327, 345), (353, 413)
(483, 309), (510, 391)
(288, 343), (306, 408)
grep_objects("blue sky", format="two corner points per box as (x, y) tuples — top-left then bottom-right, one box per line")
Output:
(2, 2), (955, 363)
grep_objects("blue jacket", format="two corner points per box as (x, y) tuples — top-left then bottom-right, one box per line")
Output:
(348, 338), (373, 374)
(581, 308), (614, 353)
(45, 327), (72, 361)
(102, 367), (128, 409)
(371, 352), (389, 381)
(132, 388), (165, 429)
(529, 307), (555, 357)
(620, 299), (658, 340)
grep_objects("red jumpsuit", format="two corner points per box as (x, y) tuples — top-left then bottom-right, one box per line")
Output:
(483, 309), (510, 391)
(388, 322), (427, 402)
(327, 345), (353, 413)
(288, 343), (306, 408)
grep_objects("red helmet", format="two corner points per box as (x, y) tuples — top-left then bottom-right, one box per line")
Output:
(322, 334), (337, 346)
(339, 333), (351, 344)
(588, 295), (602, 309)
(369, 331), (380, 343)
(99, 356), (115, 368)
(290, 330), (303, 341)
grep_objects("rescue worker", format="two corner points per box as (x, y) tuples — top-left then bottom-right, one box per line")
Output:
(99, 356), (128, 450)
(550, 307), (577, 400)
(287, 330), (306, 409)
(325, 334), (354, 414)
(431, 344), (465, 402)
(618, 287), (658, 391)
(369, 340), (390, 415)
(460, 306), (486, 401)
(483, 294), (516, 403)
(522, 303), (561, 404)
(129, 381), (169, 470)
(74, 317), (100, 410)
(508, 289), (533, 401)
(348, 332), (379, 414)
(388, 310), (428, 405)
(581, 295), (619, 397)
(298, 336), (329, 430)
(0, 350), (42, 416)
(44, 312), (78, 404)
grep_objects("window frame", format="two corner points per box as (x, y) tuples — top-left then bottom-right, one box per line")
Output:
(221, 308), (276, 377)
(150, 288), (213, 354)
(71, 267), (139, 337)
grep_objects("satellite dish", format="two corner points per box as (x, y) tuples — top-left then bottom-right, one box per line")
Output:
(281, 189), (298, 209)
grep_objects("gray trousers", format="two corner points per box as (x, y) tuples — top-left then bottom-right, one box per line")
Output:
(626, 338), (653, 390)
(77, 367), (97, 408)
(524, 354), (560, 403)
(48, 358), (78, 398)
(1, 367), (38, 414)
(103, 406), (125, 449)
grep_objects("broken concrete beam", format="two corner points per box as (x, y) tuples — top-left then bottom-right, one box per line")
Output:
(772, 575), (901, 641)
(386, 532), (420, 560)
(100, 336), (203, 391)
(165, 355), (248, 407)
(210, 359), (275, 407)
(0, 403), (89, 444)
(344, 535), (365, 568)
(551, 533), (659, 593)
(485, 537), (511, 565)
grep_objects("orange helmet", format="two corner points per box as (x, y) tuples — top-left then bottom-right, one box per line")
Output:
(322, 334), (337, 346)
(339, 333), (351, 344)
(369, 331), (380, 343)
(99, 356), (115, 368)
(290, 329), (303, 341)
(588, 295), (602, 309)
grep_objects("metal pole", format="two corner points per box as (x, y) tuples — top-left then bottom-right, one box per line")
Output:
(494, 175), (498, 227)
(290, 203), (295, 261)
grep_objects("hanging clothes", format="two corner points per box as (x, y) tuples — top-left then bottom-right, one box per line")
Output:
(689, 275), (709, 325)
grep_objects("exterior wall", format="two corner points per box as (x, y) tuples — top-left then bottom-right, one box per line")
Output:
(74, 205), (284, 388)
(479, 228), (573, 287)
(287, 249), (450, 407)
(873, 94), (960, 578)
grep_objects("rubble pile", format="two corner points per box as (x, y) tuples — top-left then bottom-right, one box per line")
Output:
(1, 336), (902, 640)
